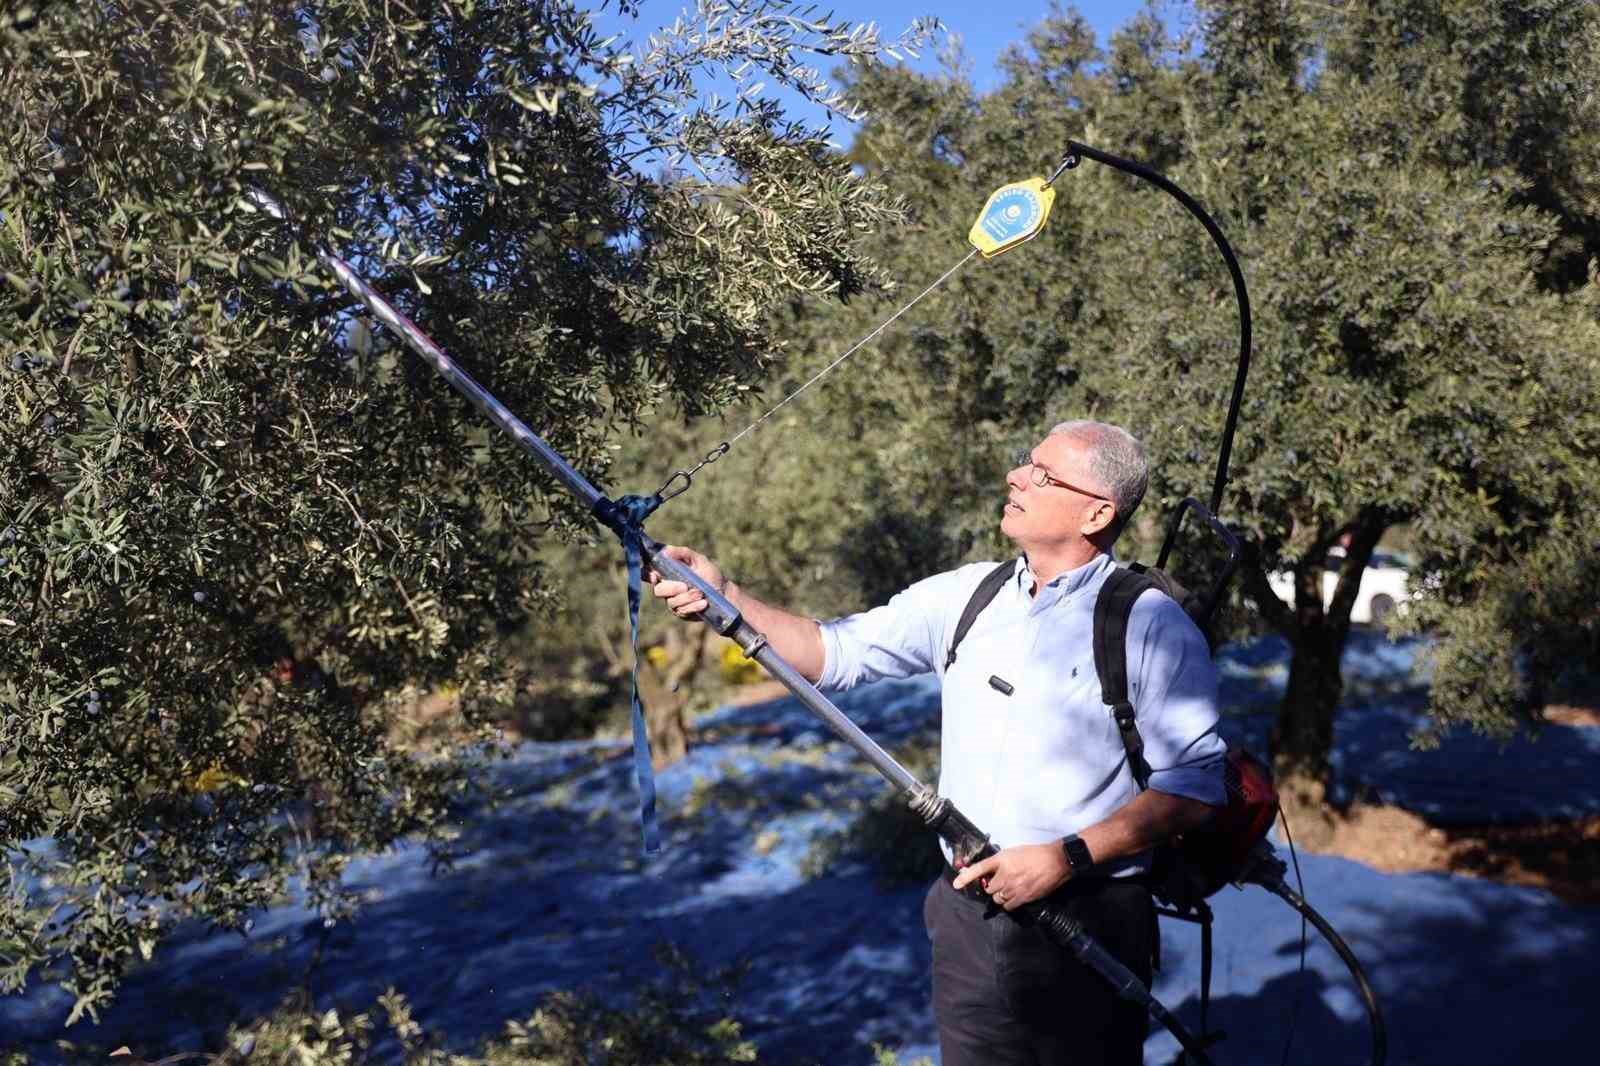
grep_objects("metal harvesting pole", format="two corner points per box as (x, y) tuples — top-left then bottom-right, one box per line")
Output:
(248, 186), (1218, 1065)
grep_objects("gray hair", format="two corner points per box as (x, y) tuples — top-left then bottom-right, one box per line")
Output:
(1048, 420), (1149, 540)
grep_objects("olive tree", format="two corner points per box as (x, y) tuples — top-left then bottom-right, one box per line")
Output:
(768, 0), (1600, 836)
(1117, 0), (1600, 825)
(0, 0), (930, 1020)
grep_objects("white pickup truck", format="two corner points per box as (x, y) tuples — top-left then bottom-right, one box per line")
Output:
(1266, 546), (1413, 624)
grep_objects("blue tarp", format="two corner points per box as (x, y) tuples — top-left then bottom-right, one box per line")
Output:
(4, 632), (1598, 1063)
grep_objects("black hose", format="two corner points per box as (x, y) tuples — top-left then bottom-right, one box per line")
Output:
(1029, 903), (1218, 1066)
(1255, 874), (1388, 1066)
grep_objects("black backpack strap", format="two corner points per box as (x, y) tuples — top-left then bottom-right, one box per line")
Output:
(1199, 900), (1215, 1042)
(945, 561), (1018, 669)
(1092, 566), (1157, 790)
(1098, 565), (1227, 1052)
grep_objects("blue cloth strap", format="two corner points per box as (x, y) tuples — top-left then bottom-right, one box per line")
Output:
(616, 493), (664, 852)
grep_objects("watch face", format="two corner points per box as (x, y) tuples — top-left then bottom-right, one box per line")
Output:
(1064, 835), (1093, 872)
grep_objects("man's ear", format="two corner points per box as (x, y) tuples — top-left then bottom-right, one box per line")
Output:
(1081, 499), (1118, 538)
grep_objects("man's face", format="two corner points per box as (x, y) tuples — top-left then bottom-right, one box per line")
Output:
(1001, 433), (1114, 549)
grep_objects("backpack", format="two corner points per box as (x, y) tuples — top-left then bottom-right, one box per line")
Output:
(945, 559), (1280, 1049)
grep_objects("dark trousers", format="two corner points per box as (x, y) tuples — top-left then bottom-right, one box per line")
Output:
(924, 871), (1155, 1066)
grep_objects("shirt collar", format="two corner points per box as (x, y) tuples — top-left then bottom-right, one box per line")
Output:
(1015, 552), (1115, 601)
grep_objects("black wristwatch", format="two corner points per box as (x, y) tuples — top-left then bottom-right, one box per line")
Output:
(1061, 833), (1094, 876)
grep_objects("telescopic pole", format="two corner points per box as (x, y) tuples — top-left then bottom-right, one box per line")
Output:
(246, 188), (1218, 1066)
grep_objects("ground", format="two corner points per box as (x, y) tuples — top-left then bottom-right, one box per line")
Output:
(8, 635), (1597, 1064)
(1307, 803), (1600, 905)
(1308, 698), (1600, 905)
(733, 679), (1600, 904)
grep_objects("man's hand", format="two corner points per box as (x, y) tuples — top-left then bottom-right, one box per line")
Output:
(647, 545), (828, 683)
(647, 545), (727, 621)
(949, 842), (1071, 911)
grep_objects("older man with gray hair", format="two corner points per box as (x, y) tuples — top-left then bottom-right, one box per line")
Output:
(650, 420), (1226, 1066)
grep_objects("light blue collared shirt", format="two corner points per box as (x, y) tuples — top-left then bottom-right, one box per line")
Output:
(817, 553), (1226, 874)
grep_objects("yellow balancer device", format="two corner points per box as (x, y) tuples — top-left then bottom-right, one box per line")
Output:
(967, 177), (1057, 259)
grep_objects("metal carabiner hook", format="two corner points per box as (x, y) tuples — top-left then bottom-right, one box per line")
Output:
(654, 468), (693, 503)
(652, 441), (731, 505)
(1043, 151), (1081, 189)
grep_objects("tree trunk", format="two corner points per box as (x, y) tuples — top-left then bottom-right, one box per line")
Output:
(636, 625), (710, 770)
(1270, 512), (1389, 846)
(1273, 622), (1344, 846)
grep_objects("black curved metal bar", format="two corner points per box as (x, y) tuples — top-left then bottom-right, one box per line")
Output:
(1061, 141), (1252, 524)
(1157, 496), (1241, 630)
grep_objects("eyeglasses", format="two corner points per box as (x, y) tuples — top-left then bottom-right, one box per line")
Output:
(1011, 448), (1109, 499)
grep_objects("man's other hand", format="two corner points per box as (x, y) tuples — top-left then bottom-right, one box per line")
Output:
(950, 843), (1071, 911)
(647, 545), (728, 621)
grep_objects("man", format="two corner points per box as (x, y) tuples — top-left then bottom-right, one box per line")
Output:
(649, 420), (1226, 1065)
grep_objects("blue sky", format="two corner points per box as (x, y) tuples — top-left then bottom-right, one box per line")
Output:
(596, 1), (1179, 140)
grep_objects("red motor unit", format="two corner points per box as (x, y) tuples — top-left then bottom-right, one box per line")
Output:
(1178, 745), (1280, 897)
(1149, 745), (1280, 910)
